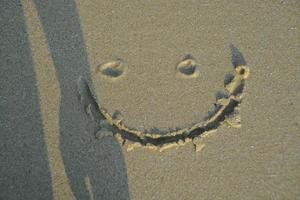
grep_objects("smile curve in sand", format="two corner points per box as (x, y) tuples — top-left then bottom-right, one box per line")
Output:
(87, 56), (250, 151)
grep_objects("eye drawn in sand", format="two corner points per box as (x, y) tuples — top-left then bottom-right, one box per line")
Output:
(84, 50), (250, 152)
(96, 59), (127, 80)
(175, 55), (200, 78)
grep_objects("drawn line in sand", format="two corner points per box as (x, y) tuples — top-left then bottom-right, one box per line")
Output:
(82, 57), (250, 152)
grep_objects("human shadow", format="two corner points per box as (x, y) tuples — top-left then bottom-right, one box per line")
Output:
(33, 1), (130, 199)
(0, 1), (53, 199)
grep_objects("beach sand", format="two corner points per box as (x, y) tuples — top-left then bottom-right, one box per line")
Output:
(78, 0), (300, 199)
(1, 0), (299, 199)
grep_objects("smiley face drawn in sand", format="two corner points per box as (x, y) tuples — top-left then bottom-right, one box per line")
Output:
(86, 53), (250, 152)
(76, 1), (251, 151)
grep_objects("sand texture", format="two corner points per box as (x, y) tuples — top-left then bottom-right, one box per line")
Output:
(1, 0), (299, 199)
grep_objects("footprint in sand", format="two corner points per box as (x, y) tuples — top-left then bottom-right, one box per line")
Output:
(175, 55), (200, 78)
(97, 59), (127, 80)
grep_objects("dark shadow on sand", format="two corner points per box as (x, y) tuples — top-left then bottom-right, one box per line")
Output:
(0, 1), (53, 199)
(224, 44), (248, 86)
(33, 1), (130, 199)
(230, 44), (247, 67)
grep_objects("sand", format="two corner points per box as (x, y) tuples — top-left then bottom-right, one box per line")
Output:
(77, 1), (300, 199)
(79, 0), (234, 132)
(1, 0), (300, 199)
